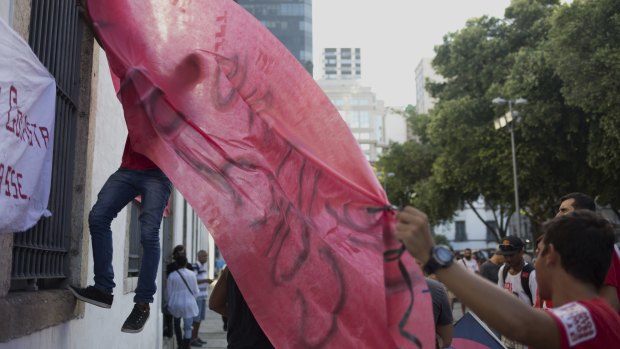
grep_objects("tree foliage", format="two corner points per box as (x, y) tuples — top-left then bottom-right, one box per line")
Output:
(547, 0), (620, 208)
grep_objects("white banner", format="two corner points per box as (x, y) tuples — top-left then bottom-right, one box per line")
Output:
(0, 18), (55, 234)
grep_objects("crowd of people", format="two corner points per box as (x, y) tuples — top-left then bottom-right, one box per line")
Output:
(397, 192), (620, 348)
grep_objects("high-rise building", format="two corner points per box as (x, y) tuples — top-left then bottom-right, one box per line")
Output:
(237, 0), (313, 74)
(322, 48), (361, 80)
(317, 79), (385, 162)
(414, 58), (444, 114)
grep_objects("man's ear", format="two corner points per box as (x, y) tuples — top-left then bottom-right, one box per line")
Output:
(545, 243), (559, 266)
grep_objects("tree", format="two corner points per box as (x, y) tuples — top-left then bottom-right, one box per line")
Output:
(433, 234), (452, 248)
(547, 0), (620, 212)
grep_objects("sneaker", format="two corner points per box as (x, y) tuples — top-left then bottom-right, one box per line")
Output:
(197, 338), (207, 345)
(190, 338), (204, 347)
(121, 303), (150, 333)
(67, 285), (113, 308)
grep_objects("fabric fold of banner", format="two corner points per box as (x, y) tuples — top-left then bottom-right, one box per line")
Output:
(0, 18), (55, 234)
(86, 0), (433, 347)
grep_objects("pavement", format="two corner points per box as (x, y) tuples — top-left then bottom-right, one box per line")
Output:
(196, 308), (228, 349)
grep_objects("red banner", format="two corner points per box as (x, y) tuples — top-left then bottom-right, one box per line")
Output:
(86, 1), (433, 347)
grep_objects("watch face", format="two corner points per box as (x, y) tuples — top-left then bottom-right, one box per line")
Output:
(435, 246), (453, 263)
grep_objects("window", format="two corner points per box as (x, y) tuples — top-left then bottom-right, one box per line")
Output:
(331, 99), (344, 107)
(357, 132), (370, 140)
(455, 221), (467, 241)
(359, 112), (370, 127)
(0, 1), (12, 24)
(280, 3), (304, 16)
(348, 112), (359, 128)
(486, 221), (499, 243)
(348, 112), (370, 129)
(10, 0), (84, 292)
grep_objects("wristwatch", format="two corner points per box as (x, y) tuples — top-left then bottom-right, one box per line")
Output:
(423, 245), (454, 275)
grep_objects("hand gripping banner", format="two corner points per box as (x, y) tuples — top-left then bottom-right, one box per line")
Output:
(86, 1), (433, 347)
(0, 18), (55, 234)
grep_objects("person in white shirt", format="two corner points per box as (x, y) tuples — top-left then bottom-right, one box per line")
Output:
(496, 235), (537, 349)
(461, 248), (480, 273)
(458, 248), (479, 314)
(191, 250), (213, 346)
(167, 255), (200, 349)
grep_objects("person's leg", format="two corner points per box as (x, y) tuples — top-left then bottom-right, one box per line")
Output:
(133, 169), (172, 303)
(120, 169), (171, 333)
(191, 320), (200, 341)
(182, 316), (194, 348)
(174, 317), (183, 347)
(89, 169), (140, 293)
(163, 312), (173, 337)
(183, 316), (194, 339)
(191, 298), (206, 345)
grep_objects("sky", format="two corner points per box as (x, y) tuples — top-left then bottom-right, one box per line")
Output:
(312, 0), (512, 107)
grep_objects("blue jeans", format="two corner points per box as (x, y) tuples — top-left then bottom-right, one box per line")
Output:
(173, 316), (194, 345)
(89, 168), (172, 303)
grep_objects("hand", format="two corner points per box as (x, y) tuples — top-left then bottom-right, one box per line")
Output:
(395, 206), (435, 264)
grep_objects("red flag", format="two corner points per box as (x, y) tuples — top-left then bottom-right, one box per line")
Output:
(86, 1), (433, 347)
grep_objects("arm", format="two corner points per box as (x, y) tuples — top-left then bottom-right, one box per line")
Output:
(497, 265), (504, 287)
(435, 284), (453, 348)
(166, 275), (173, 303)
(395, 207), (561, 349)
(435, 324), (453, 349)
(208, 267), (229, 316)
(530, 270), (539, 306)
(189, 272), (200, 297)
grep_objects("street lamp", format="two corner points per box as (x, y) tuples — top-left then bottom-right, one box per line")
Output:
(377, 171), (395, 196)
(385, 172), (395, 196)
(493, 97), (528, 238)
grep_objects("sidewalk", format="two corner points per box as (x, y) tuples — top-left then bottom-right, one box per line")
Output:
(197, 308), (228, 349)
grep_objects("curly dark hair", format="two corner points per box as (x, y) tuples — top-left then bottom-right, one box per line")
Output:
(541, 210), (613, 288)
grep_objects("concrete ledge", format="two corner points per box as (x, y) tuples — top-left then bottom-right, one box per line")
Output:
(0, 290), (78, 342)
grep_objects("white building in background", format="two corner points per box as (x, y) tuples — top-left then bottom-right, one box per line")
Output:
(414, 58), (444, 114)
(383, 107), (408, 145)
(317, 79), (386, 162)
(322, 47), (361, 80)
(433, 199), (501, 252)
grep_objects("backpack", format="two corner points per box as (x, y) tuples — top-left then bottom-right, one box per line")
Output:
(500, 263), (535, 305)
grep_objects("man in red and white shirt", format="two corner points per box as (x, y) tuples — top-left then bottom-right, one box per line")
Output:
(396, 208), (620, 348)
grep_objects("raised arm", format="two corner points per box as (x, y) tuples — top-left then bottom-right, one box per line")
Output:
(395, 206), (560, 349)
